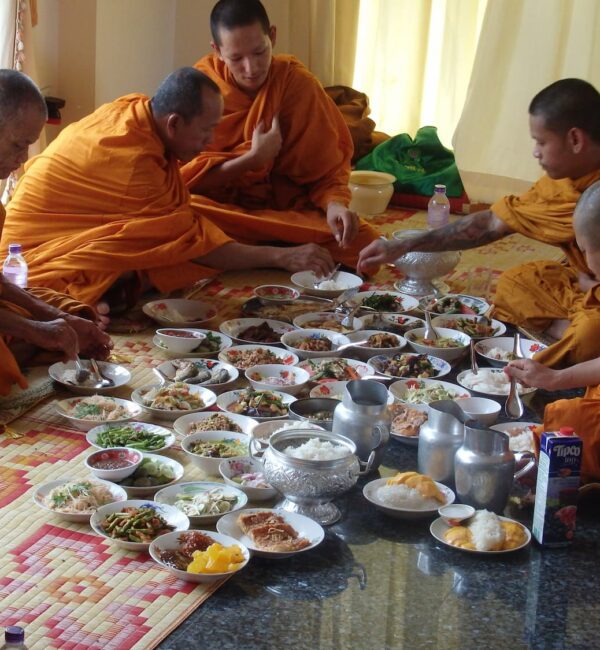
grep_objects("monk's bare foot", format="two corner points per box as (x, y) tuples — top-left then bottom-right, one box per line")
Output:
(96, 301), (111, 329)
(543, 318), (570, 341)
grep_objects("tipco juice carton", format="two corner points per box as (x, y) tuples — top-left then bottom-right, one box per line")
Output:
(532, 428), (581, 547)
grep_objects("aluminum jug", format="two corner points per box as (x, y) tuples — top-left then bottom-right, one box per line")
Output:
(454, 423), (535, 514)
(332, 380), (390, 472)
(418, 400), (471, 486)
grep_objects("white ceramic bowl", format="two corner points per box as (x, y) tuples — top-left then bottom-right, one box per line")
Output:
(131, 383), (217, 421)
(54, 396), (143, 432)
(86, 421), (176, 453)
(368, 352), (451, 379)
(245, 364), (310, 395)
(217, 389), (296, 422)
(219, 318), (296, 345)
(351, 290), (419, 314)
(431, 315), (506, 339)
(454, 396), (501, 426)
(281, 328), (350, 360)
(372, 313), (425, 334)
(84, 447), (143, 481)
(297, 357), (372, 382)
(405, 327), (471, 364)
(173, 411), (258, 437)
(143, 299), (218, 327)
(308, 380), (395, 404)
(292, 311), (364, 333)
(219, 457), (279, 502)
(363, 477), (455, 519)
(181, 430), (251, 476)
(290, 271), (363, 298)
(490, 422), (539, 452)
(149, 530), (250, 583)
(418, 293), (490, 316)
(438, 503), (475, 526)
(389, 378), (471, 405)
(155, 328), (207, 354)
(154, 481), (248, 525)
(33, 478), (128, 523)
(345, 329), (407, 361)
(153, 329), (232, 358)
(48, 360), (131, 395)
(117, 453), (185, 497)
(456, 369), (537, 399)
(219, 344), (299, 370)
(475, 337), (547, 368)
(90, 499), (189, 551)
(254, 285), (300, 305)
(154, 359), (238, 391)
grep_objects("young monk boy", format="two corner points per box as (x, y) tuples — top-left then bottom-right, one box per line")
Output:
(358, 78), (600, 369)
(180, 0), (379, 267)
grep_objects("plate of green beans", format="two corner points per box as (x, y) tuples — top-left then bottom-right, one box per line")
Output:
(86, 422), (176, 453)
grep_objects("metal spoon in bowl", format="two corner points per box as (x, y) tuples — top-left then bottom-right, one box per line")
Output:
(314, 263), (341, 289)
(89, 358), (115, 388)
(505, 333), (524, 419)
(470, 339), (479, 375)
(334, 339), (371, 354)
(74, 356), (91, 384)
(423, 309), (439, 341)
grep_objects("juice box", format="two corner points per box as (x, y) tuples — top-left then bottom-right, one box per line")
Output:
(532, 428), (581, 547)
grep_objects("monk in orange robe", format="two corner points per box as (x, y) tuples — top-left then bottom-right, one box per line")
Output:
(1, 67), (338, 319)
(358, 78), (600, 368)
(0, 70), (111, 395)
(179, 0), (379, 267)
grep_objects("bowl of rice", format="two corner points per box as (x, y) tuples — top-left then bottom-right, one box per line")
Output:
(363, 472), (455, 519)
(475, 337), (547, 367)
(490, 422), (539, 453)
(290, 270), (363, 298)
(250, 419), (325, 454)
(456, 369), (537, 400)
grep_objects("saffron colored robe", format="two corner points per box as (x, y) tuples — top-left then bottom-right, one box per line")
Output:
(1, 95), (232, 306)
(180, 55), (379, 267)
(492, 171), (600, 368)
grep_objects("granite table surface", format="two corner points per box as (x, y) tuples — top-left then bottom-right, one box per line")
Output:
(158, 390), (600, 650)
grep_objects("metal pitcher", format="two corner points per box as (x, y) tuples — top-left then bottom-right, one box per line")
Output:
(418, 400), (472, 486)
(332, 380), (390, 472)
(454, 422), (535, 514)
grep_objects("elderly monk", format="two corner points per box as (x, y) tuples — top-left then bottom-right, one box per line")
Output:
(180, 0), (379, 267)
(1, 67), (337, 318)
(0, 70), (111, 396)
(358, 78), (600, 368)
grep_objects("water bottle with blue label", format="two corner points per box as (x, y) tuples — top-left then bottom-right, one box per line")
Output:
(2, 243), (28, 289)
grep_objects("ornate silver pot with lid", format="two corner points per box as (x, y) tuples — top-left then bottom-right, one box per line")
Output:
(255, 429), (375, 525)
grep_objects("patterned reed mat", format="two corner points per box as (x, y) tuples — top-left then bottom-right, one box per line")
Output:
(0, 207), (562, 649)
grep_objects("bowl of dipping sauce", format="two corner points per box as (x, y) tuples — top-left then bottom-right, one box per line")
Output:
(85, 447), (143, 481)
(155, 328), (207, 354)
(438, 503), (475, 526)
(254, 285), (300, 305)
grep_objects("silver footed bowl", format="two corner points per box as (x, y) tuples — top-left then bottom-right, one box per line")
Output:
(259, 429), (360, 526)
(392, 229), (461, 295)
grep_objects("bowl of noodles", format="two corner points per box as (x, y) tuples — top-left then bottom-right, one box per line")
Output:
(34, 478), (128, 522)
(55, 395), (143, 432)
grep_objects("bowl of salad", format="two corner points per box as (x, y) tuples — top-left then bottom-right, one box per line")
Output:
(389, 378), (471, 406)
(351, 290), (419, 314)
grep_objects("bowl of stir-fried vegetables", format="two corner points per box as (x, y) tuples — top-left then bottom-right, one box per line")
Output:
(217, 388), (295, 422)
(131, 382), (217, 421)
(367, 352), (451, 379)
(405, 327), (471, 363)
(182, 431), (252, 475)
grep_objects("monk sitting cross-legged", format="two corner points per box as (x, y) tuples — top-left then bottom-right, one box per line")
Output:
(0, 70), (111, 395)
(358, 78), (600, 369)
(0, 67), (338, 322)
(180, 0), (379, 268)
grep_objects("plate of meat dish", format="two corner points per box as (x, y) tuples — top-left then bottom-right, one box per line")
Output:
(217, 508), (324, 558)
(219, 318), (296, 345)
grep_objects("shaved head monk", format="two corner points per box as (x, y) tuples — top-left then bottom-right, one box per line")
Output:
(358, 78), (600, 369)
(179, 0), (379, 269)
(1, 67), (339, 320)
(0, 70), (111, 395)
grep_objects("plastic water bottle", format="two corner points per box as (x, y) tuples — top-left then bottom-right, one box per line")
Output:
(1, 626), (28, 649)
(2, 243), (28, 288)
(427, 184), (450, 229)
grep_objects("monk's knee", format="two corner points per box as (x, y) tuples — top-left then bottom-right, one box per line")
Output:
(567, 314), (600, 364)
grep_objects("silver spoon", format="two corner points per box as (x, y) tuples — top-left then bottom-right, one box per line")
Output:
(314, 263), (341, 289)
(74, 355), (91, 384)
(89, 358), (114, 388)
(341, 304), (362, 329)
(505, 333), (524, 419)
(470, 340), (479, 375)
(423, 309), (439, 341)
(335, 339), (371, 354)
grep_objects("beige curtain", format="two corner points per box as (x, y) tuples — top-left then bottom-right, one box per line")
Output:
(352, 0), (487, 144)
(453, 0), (600, 202)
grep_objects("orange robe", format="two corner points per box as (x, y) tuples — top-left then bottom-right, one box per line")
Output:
(180, 54), (378, 267)
(0, 94), (232, 306)
(492, 171), (600, 368)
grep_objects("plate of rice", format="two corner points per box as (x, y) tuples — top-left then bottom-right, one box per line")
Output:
(430, 509), (531, 554)
(456, 369), (536, 398)
(363, 472), (455, 519)
(490, 422), (539, 452)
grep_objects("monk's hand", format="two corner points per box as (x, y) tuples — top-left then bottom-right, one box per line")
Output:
(63, 314), (113, 359)
(250, 115), (282, 168)
(578, 271), (599, 293)
(504, 358), (556, 390)
(326, 202), (359, 248)
(24, 318), (80, 361)
(279, 243), (335, 276)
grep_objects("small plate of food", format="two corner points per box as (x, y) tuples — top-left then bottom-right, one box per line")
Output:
(475, 337), (547, 367)
(49, 360), (131, 395)
(217, 388), (295, 422)
(430, 509), (531, 554)
(219, 344), (299, 370)
(254, 285), (300, 305)
(216, 508), (324, 558)
(456, 369), (536, 399)
(131, 382), (217, 421)
(155, 481), (248, 526)
(368, 352), (451, 379)
(219, 318), (295, 345)
(290, 271), (363, 298)
(405, 327), (471, 364)
(281, 329), (350, 360)
(143, 299), (217, 327)
(490, 422), (540, 452)
(245, 364), (311, 396)
(350, 290), (419, 314)
(154, 359), (238, 391)
(418, 294), (490, 315)
(153, 329), (232, 358)
(431, 314), (506, 339)
(90, 500), (189, 551)
(173, 412), (258, 437)
(297, 357), (371, 383)
(149, 530), (250, 583)
(34, 478), (127, 522)
(387, 403), (429, 445)
(54, 395), (142, 432)
(86, 421), (176, 453)
(364, 471), (454, 519)
(292, 311), (364, 333)
(115, 454), (184, 497)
